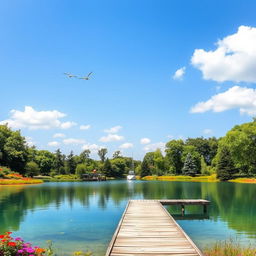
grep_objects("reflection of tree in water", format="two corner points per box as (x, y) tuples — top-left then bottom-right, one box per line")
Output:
(0, 181), (256, 237)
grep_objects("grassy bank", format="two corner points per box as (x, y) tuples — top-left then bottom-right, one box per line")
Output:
(0, 179), (43, 185)
(142, 174), (218, 182)
(204, 240), (256, 256)
(142, 175), (256, 184)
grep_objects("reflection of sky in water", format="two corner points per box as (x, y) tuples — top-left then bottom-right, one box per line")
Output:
(0, 181), (256, 255)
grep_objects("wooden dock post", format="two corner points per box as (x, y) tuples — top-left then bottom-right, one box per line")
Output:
(181, 204), (185, 216)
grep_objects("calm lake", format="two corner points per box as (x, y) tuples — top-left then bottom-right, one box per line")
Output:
(0, 180), (256, 255)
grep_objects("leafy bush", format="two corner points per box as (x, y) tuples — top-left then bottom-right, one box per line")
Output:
(0, 166), (12, 178)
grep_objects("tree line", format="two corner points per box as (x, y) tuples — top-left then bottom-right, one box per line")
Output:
(1, 119), (256, 180)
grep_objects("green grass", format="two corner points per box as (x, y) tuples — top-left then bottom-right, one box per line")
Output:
(0, 179), (43, 185)
(142, 174), (218, 182)
(204, 240), (256, 256)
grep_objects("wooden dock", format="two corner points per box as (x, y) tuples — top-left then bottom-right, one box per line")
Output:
(106, 200), (207, 256)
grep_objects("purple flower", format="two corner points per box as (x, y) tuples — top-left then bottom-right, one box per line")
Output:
(26, 248), (35, 253)
(17, 249), (24, 253)
(15, 237), (23, 241)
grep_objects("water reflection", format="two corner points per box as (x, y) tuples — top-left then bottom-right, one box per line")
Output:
(0, 180), (256, 254)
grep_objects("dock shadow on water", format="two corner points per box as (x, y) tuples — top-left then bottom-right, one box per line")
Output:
(0, 180), (256, 255)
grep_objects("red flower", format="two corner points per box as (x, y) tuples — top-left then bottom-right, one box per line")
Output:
(6, 232), (12, 235)
(0, 235), (4, 239)
(8, 242), (17, 246)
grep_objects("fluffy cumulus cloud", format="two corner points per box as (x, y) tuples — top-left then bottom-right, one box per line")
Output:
(191, 26), (256, 83)
(53, 133), (66, 138)
(80, 125), (91, 130)
(0, 106), (76, 130)
(48, 141), (60, 147)
(119, 143), (133, 149)
(63, 138), (86, 145)
(191, 86), (256, 116)
(81, 143), (104, 153)
(104, 125), (122, 133)
(173, 67), (186, 80)
(203, 129), (213, 135)
(140, 138), (151, 144)
(143, 142), (165, 153)
(99, 134), (124, 142)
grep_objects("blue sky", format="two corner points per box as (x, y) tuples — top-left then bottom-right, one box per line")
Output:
(1, 0), (256, 159)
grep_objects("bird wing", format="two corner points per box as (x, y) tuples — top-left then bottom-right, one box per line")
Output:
(87, 72), (93, 77)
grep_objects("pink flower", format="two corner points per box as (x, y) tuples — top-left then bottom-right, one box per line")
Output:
(26, 248), (35, 253)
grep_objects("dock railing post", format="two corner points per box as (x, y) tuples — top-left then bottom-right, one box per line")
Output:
(203, 204), (207, 214)
(181, 204), (185, 216)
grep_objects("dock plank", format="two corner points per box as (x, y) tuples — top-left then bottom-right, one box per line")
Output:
(106, 200), (205, 256)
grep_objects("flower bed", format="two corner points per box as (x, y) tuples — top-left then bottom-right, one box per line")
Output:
(0, 232), (45, 255)
(0, 167), (43, 185)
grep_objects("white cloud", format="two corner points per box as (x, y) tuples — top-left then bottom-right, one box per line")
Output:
(0, 106), (76, 130)
(63, 138), (86, 145)
(173, 67), (186, 80)
(81, 143), (104, 153)
(143, 142), (165, 153)
(48, 141), (60, 147)
(140, 138), (151, 144)
(104, 125), (122, 133)
(99, 134), (124, 142)
(80, 125), (91, 130)
(191, 26), (256, 82)
(167, 135), (174, 139)
(203, 129), (213, 135)
(119, 143), (133, 149)
(60, 121), (76, 129)
(53, 133), (66, 138)
(191, 86), (256, 116)
(25, 137), (35, 147)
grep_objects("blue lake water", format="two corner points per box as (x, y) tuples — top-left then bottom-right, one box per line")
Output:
(0, 180), (255, 255)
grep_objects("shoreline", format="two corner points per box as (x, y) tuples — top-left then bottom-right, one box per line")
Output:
(141, 175), (256, 184)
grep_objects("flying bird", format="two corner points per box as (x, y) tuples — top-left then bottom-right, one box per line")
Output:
(64, 72), (77, 78)
(79, 72), (93, 80)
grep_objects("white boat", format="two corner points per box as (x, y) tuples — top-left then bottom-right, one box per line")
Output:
(127, 170), (136, 180)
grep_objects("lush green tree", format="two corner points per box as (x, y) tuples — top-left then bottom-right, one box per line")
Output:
(0, 124), (12, 166)
(79, 150), (91, 163)
(153, 149), (166, 175)
(24, 161), (40, 177)
(53, 149), (64, 174)
(113, 150), (122, 159)
(111, 158), (127, 177)
(75, 163), (87, 178)
(3, 131), (28, 173)
(200, 155), (210, 175)
(216, 146), (236, 181)
(182, 145), (201, 174)
(220, 120), (256, 175)
(98, 148), (107, 162)
(102, 158), (112, 177)
(66, 151), (76, 174)
(182, 153), (197, 176)
(186, 137), (218, 165)
(140, 158), (151, 177)
(165, 140), (184, 174)
(35, 150), (55, 175)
